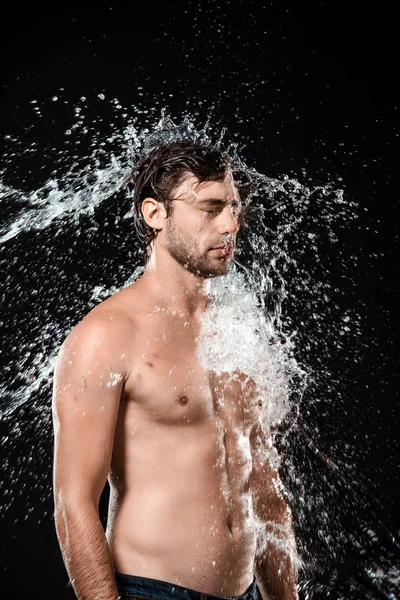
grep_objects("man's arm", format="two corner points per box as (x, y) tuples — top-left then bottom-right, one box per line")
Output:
(250, 419), (299, 600)
(52, 310), (130, 600)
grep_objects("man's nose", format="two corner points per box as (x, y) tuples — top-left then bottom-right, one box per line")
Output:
(218, 206), (240, 234)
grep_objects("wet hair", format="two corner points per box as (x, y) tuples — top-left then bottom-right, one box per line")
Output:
(125, 140), (230, 259)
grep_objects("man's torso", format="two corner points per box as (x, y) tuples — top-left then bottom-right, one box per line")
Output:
(100, 281), (263, 596)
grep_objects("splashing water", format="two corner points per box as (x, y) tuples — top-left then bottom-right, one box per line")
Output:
(1, 99), (399, 599)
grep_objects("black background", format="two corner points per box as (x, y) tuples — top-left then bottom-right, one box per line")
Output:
(1, 2), (399, 598)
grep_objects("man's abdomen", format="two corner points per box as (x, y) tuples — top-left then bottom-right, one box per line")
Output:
(107, 427), (256, 596)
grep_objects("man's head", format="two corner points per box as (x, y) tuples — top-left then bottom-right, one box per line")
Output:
(128, 140), (242, 278)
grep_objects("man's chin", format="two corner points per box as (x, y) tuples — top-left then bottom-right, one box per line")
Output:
(181, 254), (233, 278)
(201, 259), (232, 278)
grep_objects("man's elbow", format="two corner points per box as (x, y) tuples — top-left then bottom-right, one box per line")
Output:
(54, 490), (99, 534)
(252, 480), (292, 526)
(54, 497), (103, 567)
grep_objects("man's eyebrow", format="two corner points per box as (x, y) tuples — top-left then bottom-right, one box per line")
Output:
(196, 198), (240, 206)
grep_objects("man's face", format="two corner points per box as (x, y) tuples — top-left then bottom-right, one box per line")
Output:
(161, 171), (241, 278)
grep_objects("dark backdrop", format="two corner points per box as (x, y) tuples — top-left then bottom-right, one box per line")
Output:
(1, 2), (399, 599)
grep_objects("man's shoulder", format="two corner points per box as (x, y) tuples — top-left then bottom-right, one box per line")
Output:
(85, 303), (134, 337)
(62, 287), (140, 354)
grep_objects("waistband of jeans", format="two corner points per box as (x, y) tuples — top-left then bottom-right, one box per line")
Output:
(115, 572), (257, 600)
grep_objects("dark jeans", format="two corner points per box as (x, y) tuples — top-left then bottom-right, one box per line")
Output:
(115, 572), (261, 600)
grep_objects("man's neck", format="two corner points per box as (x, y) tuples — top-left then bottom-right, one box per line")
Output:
(139, 261), (210, 317)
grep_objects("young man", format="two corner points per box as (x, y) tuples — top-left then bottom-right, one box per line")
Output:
(52, 141), (299, 600)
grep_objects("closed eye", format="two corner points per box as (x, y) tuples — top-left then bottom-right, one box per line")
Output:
(200, 202), (242, 219)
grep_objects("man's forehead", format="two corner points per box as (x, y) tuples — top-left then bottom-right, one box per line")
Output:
(174, 172), (240, 202)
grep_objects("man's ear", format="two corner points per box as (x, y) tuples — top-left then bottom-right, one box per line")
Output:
(141, 198), (168, 231)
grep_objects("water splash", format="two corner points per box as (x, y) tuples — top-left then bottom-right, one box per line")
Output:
(1, 99), (399, 598)
(197, 268), (304, 434)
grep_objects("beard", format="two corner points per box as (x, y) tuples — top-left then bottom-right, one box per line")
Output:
(164, 216), (232, 278)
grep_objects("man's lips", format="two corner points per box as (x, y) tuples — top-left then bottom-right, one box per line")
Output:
(211, 243), (234, 249)
(210, 244), (234, 255)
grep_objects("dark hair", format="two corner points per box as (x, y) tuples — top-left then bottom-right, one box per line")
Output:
(125, 140), (230, 258)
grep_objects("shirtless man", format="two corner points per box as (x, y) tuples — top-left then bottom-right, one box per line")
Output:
(52, 140), (299, 600)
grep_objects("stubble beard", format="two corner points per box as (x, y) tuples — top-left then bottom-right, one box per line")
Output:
(164, 218), (232, 279)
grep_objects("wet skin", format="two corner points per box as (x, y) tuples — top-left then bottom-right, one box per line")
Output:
(53, 174), (294, 598)
(105, 284), (263, 595)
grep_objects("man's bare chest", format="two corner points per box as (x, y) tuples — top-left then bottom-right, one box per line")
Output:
(123, 314), (263, 430)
